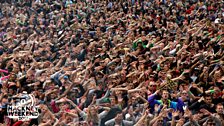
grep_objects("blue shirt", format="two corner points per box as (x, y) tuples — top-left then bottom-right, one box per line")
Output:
(148, 94), (185, 113)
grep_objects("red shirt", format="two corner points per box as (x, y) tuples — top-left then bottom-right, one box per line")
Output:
(12, 121), (23, 126)
(50, 100), (60, 113)
(186, 9), (192, 14)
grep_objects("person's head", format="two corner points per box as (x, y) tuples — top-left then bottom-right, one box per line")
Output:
(50, 92), (57, 99)
(148, 81), (157, 91)
(156, 118), (163, 126)
(206, 117), (216, 126)
(88, 105), (98, 115)
(204, 95), (212, 104)
(26, 74), (35, 83)
(130, 95), (138, 105)
(162, 90), (169, 100)
(68, 91), (79, 100)
(120, 70), (126, 81)
(214, 70), (221, 80)
(8, 88), (15, 95)
(138, 61), (145, 71)
(78, 121), (88, 126)
(109, 95), (117, 106)
(158, 71), (166, 79)
(13, 66), (20, 73)
(95, 72), (103, 80)
(9, 73), (17, 81)
(108, 63), (116, 71)
(176, 118), (185, 126)
(22, 120), (31, 126)
(163, 64), (170, 71)
(65, 114), (73, 124)
(40, 104), (48, 114)
(181, 90), (188, 100)
(216, 103), (223, 114)
(59, 102), (70, 111)
(86, 105), (99, 124)
(1, 95), (8, 104)
(115, 90), (122, 96)
(115, 111), (123, 122)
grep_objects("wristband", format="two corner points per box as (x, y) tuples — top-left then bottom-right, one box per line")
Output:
(215, 60), (219, 62)
(210, 90), (215, 93)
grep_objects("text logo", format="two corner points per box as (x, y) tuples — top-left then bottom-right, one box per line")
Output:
(7, 94), (39, 121)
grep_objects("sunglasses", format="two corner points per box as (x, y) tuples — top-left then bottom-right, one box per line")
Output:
(207, 122), (215, 125)
(158, 120), (163, 123)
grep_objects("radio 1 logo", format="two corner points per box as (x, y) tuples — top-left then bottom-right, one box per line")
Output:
(7, 93), (39, 121)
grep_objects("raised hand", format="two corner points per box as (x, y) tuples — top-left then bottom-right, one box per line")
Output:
(192, 83), (198, 88)
(198, 97), (204, 102)
(154, 90), (160, 95)
(184, 108), (192, 118)
(200, 108), (211, 116)
(193, 113), (203, 121)
(64, 97), (72, 102)
(154, 104), (160, 113)
(80, 96), (86, 104)
(172, 110), (180, 117)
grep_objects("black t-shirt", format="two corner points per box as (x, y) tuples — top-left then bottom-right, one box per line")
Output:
(0, 109), (7, 123)
(190, 87), (202, 97)
(19, 76), (35, 93)
(29, 119), (39, 125)
(19, 77), (28, 86)
(216, 82), (224, 91)
(100, 107), (122, 126)
(121, 93), (129, 109)
(212, 44), (220, 54)
(94, 90), (104, 99)
(213, 97), (223, 105)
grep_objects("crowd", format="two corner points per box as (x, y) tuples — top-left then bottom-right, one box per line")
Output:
(0, 0), (224, 126)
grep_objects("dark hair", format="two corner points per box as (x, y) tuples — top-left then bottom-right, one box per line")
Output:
(206, 117), (215, 123)
(115, 111), (122, 116)
(2, 95), (8, 99)
(204, 94), (212, 98)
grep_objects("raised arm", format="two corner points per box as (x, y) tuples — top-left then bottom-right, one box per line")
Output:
(96, 89), (111, 105)
(148, 90), (160, 103)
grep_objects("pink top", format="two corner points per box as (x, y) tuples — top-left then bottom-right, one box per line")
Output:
(0, 69), (8, 73)
(50, 100), (60, 113)
(0, 75), (10, 80)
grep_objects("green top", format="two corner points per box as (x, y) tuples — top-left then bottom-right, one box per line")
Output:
(132, 39), (153, 49)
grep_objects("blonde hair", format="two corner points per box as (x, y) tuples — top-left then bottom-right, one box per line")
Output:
(86, 106), (99, 124)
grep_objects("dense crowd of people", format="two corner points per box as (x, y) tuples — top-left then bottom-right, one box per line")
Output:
(0, 0), (224, 126)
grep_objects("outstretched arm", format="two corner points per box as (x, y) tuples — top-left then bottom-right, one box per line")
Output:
(148, 90), (160, 103)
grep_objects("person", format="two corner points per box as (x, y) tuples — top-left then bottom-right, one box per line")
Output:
(148, 89), (185, 113)
(189, 94), (216, 113)
(203, 117), (222, 126)
(105, 111), (134, 126)
(213, 103), (224, 125)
